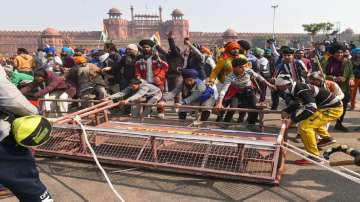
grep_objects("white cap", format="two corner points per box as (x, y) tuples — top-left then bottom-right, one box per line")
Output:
(126, 44), (138, 52)
(275, 74), (293, 86)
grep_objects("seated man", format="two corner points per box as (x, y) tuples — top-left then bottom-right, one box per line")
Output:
(275, 74), (343, 165)
(215, 57), (275, 127)
(158, 69), (215, 121)
(20, 68), (76, 115)
(110, 78), (162, 117)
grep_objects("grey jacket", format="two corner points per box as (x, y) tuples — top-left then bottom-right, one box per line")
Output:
(111, 80), (162, 102)
(0, 68), (38, 141)
(163, 79), (206, 104)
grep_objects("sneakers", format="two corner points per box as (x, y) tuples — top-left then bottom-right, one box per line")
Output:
(295, 156), (322, 166)
(334, 122), (349, 132)
(317, 137), (336, 148)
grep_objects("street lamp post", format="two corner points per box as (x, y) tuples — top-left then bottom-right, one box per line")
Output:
(271, 4), (279, 39)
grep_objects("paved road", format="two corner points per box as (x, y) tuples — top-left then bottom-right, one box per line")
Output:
(2, 108), (360, 202)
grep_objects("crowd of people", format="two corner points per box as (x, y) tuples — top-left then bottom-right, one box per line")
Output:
(1, 30), (360, 200)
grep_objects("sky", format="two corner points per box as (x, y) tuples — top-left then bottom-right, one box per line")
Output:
(1, 0), (359, 33)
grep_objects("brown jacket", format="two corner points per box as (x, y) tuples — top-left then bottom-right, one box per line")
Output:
(14, 54), (35, 72)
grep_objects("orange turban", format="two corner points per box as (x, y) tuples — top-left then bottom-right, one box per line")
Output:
(201, 47), (212, 56)
(74, 56), (87, 65)
(224, 42), (240, 52)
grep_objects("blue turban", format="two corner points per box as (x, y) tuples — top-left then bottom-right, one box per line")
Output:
(44, 47), (56, 55)
(118, 48), (126, 57)
(62, 47), (74, 56)
(352, 48), (360, 55)
(182, 69), (199, 79)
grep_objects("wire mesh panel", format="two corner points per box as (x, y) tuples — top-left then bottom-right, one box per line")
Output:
(36, 123), (285, 184)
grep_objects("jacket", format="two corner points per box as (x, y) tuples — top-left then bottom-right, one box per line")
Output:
(163, 79), (210, 104)
(21, 71), (76, 98)
(283, 82), (342, 123)
(110, 54), (138, 90)
(0, 68), (38, 141)
(321, 57), (354, 93)
(14, 54), (35, 72)
(274, 59), (308, 83)
(156, 37), (184, 77)
(111, 80), (162, 102)
(209, 54), (247, 83)
(135, 56), (169, 91)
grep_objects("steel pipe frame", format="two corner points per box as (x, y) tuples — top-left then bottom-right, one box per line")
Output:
(36, 120), (287, 184)
(47, 99), (282, 132)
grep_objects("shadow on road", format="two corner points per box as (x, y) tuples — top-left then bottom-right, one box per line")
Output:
(35, 157), (360, 202)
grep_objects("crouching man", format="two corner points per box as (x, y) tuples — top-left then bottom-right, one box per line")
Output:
(20, 68), (76, 115)
(275, 74), (343, 165)
(215, 57), (275, 128)
(110, 78), (162, 117)
(158, 69), (215, 121)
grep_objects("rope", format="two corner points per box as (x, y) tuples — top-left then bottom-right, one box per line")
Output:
(73, 115), (125, 202)
(284, 142), (360, 179)
(281, 143), (360, 185)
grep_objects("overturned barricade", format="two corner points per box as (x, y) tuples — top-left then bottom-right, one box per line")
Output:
(36, 100), (287, 185)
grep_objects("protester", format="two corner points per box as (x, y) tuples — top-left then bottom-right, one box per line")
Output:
(275, 74), (343, 165)
(295, 49), (312, 72)
(13, 48), (35, 75)
(77, 63), (108, 101)
(155, 31), (184, 91)
(110, 44), (139, 91)
(20, 68), (76, 114)
(209, 42), (243, 86)
(135, 39), (169, 91)
(350, 48), (360, 110)
(271, 46), (308, 110)
(61, 47), (75, 69)
(111, 78), (162, 118)
(0, 67), (53, 201)
(253, 47), (272, 103)
(321, 43), (354, 132)
(215, 57), (275, 128)
(183, 38), (207, 80)
(159, 69), (215, 121)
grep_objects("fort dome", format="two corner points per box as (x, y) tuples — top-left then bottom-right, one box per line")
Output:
(223, 28), (237, 37)
(171, 8), (184, 16)
(42, 27), (61, 36)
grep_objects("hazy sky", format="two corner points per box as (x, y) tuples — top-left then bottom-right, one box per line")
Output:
(1, 0), (359, 33)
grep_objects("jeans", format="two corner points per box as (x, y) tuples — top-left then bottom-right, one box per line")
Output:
(0, 135), (52, 202)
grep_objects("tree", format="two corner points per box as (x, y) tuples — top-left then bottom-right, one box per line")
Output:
(302, 22), (334, 41)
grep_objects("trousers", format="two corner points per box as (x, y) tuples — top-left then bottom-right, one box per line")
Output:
(298, 106), (343, 156)
(0, 135), (52, 202)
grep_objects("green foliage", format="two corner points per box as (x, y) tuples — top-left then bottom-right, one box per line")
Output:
(302, 22), (334, 40)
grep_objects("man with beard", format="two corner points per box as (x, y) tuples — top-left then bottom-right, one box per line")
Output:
(135, 39), (169, 92)
(321, 43), (354, 131)
(108, 44), (139, 91)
